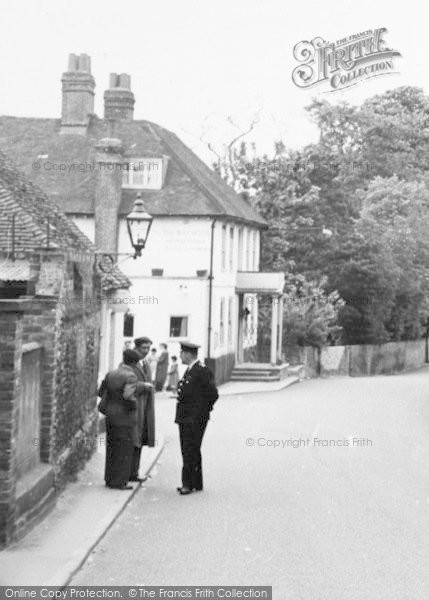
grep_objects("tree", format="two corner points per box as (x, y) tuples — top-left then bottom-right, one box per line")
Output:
(303, 87), (429, 343)
(282, 275), (343, 348)
(355, 176), (429, 340)
(205, 87), (429, 346)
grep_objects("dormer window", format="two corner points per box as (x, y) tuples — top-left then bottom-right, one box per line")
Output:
(122, 156), (168, 190)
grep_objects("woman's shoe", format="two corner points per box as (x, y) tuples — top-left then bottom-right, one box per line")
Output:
(107, 484), (133, 490)
(176, 486), (193, 495)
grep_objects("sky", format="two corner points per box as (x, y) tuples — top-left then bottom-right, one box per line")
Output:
(0, 0), (425, 164)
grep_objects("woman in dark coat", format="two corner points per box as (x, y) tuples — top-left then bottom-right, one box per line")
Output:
(155, 343), (169, 391)
(98, 350), (141, 490)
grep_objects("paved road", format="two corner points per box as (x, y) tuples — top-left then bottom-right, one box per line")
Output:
(72, 370), (429, 599)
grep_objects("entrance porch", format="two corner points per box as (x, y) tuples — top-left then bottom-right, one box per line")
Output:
(232, 271), (288, 382)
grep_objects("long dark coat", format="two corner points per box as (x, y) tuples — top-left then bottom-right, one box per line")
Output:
(132, 359), (156, 447)
(98, 364), (138, 487)
(155, 350), (169, 389)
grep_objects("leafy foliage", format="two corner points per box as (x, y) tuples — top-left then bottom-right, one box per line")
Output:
(218, 86), (429, 345)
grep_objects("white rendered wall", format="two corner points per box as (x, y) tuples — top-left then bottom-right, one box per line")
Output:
(72, 214), (261, 367)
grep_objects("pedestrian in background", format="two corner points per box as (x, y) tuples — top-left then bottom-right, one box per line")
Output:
(166, 355), (179, 392)
(147, 348), (158, 382)
(155, 343), (169, 391)
(130, 337), (156, 480)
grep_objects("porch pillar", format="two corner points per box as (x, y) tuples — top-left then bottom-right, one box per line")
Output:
(270, 295), (278, 365)
(237, 294), (244, 363)
(277, 295), (284, 362)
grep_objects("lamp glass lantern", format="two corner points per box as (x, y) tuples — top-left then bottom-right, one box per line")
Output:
(126, 193), (153, 257)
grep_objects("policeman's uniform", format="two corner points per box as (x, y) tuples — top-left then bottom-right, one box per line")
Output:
(175, 343), (218, 492)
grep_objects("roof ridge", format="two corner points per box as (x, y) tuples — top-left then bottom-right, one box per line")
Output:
(0, 116), (266, 226)
(148, 123), (228, 216)
(151, 123), (265, 226)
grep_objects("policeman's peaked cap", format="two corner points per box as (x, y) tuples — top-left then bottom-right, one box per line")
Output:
(180, 342), (200, 353)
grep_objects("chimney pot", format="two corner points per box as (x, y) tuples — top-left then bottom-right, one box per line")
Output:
(78, 54), (91, 73)
(68, 53), (78, 71)
(109, 72), (118, 88)
(61, 53), (95, 135)
(119, 73), (131, 89)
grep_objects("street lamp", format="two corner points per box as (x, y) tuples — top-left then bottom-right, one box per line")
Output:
(126, 193), (153, 258)
(96, 193), (153, 272)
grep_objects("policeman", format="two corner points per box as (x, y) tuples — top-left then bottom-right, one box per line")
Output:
(175, 342), (219, 495)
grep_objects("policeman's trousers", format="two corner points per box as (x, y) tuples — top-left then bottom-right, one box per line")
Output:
(179, 416), (209, 490)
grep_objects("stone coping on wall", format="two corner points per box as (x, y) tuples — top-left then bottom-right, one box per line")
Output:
(0, 299), (36, 312)
(0, 298), (57, 312)
(22, 342), (43, 353)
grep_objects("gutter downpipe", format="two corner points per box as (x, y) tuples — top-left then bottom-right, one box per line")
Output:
(207, 218), (217, 362)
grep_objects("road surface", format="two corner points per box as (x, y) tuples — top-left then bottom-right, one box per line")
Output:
(71, 370), (429, 599)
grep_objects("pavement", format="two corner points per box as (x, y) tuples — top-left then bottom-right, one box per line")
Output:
(218, 375), (299, 395)
(0, 430), (165, 587)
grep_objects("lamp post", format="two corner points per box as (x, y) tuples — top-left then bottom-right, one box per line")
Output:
(96, 193), (153, 272)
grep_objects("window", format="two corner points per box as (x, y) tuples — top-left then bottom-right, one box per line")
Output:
(122, 157), (164, 189)
(238, 228), (243, 270)
(229, 227), (234, 271)
(219, 298), (225, 345)
(252, 230), (257, 270)
(123, 312), (134, 337)
(170, 316), (188, 337)
(246, 228), (251, 271)
(228, 297), (233, 344)
(221, 225), (227, 271)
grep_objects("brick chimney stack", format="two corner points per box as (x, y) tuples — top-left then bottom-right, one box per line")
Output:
(61, 53), (95, 135)
(104, 73), (135, 121)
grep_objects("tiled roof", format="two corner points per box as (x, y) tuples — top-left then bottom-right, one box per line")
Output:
(0, 116), (266, 227)
(0, 150), (130, 291)
(0, 149), (95, 252)
(0, 260), (30, 281)
(97, 256), (132, 292)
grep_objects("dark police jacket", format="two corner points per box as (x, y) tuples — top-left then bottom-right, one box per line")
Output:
(175, 361), (219, 424)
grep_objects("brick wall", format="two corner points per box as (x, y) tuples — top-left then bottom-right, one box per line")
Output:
(0, 302), (24, 546)
(0, 248), (102, 547)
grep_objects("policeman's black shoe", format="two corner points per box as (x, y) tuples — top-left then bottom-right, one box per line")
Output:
(177, 486), (194, 495)
(129, 477), (147, 483)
